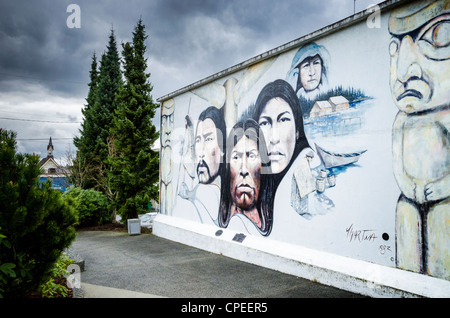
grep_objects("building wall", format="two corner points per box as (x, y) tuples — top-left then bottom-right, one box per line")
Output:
(39, 157), (71, 191)
(159, 0), (449, 281)
(39, 176), (70, 191)
(40, 158), (60, 173)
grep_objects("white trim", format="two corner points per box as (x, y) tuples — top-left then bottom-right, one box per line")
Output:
(39, 174), (67, 178)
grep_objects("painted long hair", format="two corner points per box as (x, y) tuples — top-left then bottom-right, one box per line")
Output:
(218, 119), (274, 236)
(252, 79), (310, 181)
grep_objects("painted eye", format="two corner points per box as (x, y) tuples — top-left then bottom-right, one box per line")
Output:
(389, 38), (399, 56)
(313, 59), (321, 66)
(421, 20), (450, 48)
(259, 120), (269, 127)
(279, 116), (291, 123)
(301, 62), (310, 69)
(417, 18), (450, 60)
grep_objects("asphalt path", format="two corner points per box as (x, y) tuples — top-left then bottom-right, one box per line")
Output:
(70, 230), (367, 299)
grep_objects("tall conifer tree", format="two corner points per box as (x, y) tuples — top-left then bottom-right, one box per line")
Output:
(108, 19), (159, 220)
(72, 29), (122, 190)
(72, 53), (99, 188)
(93, 28), (122, 165)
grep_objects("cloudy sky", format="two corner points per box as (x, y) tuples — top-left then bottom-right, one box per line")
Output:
(0, 0), (382, 163)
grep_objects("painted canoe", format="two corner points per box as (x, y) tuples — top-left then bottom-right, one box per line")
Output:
(315, 143), (367, 169)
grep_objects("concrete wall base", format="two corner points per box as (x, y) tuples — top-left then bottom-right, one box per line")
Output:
(153, 214), (449, 298)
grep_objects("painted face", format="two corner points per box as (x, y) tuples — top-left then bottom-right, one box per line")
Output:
(161, 101), (174, 148)
(230, 136), (261, 211)
(258, 97), (296, 174)
(389, 15), (450, 113)
(299, 55), (322, 92)
(195, 118), (222, 184)
(161, 100), (174, 183)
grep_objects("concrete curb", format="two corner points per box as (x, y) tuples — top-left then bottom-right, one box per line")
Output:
(81, 283), (166, 298)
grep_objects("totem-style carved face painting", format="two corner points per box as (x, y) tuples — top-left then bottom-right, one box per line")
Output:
(161, 100), (174, 149)
(161, 100), (174, 184)
(389, 1), (450, 113)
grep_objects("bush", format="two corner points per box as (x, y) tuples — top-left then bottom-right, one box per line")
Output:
(0, 129), (77, 297)
(63, 186), (111, 227)
(0, 228), (16, 298)
(40, 253), (73, 298)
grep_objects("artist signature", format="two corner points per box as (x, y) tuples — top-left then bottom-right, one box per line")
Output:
(345, 224), (377, 242)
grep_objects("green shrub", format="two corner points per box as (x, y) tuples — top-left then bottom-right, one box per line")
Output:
(0, 228), (16, 298)
(0, 129), (77, 297)
(40, 253), (73, 298)
(63, 186), (111, 227)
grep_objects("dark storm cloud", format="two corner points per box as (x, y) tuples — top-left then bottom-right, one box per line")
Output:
(0, 1), (88, 96)
(0, 0), (143, 96)
(0, 0), (380, 158)
(0, 0), (360, 98)
(147, 0), (337, 97)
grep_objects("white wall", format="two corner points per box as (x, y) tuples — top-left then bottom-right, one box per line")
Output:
(157, 0), (449, 294)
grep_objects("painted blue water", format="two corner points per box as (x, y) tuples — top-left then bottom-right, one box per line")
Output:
(304, 99), (374, 138)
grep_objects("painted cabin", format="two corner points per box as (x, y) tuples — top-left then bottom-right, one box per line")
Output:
(310, 100), (333, 117)
(328, 96), (350, 112)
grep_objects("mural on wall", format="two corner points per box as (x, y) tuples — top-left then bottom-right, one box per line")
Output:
(191, 57), (277, 129)
(286, 42), (330, 101)
(283, 44), (371, 219)
(160, 99), (175, 215)
(388, 0), (449, 279)
(250, 79), (323, 221)
(286, 43), (371, 138)
(219, 118), (274, 235)
(161, 0), (449, 280)
(179, 105), (226, 225)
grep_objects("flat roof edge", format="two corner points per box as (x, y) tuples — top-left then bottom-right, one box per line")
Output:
(157, 0), (403, 103)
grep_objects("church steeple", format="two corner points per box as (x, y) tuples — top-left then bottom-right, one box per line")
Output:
(47, 137), (54, 158)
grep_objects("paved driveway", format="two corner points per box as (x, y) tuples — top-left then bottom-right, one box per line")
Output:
(71, 230), (366, 298)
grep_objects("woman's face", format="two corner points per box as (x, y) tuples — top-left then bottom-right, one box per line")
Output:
(258, 97), (296, 174)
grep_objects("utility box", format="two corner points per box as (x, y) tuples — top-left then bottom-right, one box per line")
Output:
(127, 219), (141, 236)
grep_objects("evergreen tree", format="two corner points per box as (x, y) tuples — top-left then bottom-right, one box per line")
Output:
(72, 29), (122, 191)
(94, 29), (122, 165)
(72, 53), (99, 188)
(108, 19), (159, 220)
(86, 52), (99, 109)
(0, 129), (77, 297)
